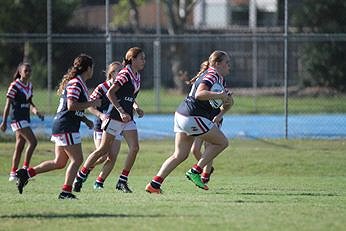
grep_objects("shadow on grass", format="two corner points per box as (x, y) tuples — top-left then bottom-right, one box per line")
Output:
(246, 135), (295, 149)
(0, 213), (164, 219)
(229, 200), (275, 203)
(239, 192), (338, 197)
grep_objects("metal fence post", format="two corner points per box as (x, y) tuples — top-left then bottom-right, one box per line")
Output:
(153, 0), (161, 113)
(284, 0), (289, 139)
(105, 0), (112, 66)
(47, 0), (52, 114)
(249, 0), (258, 112)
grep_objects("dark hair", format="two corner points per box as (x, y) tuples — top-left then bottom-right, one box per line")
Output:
(122, 47), (143, 66)
(57, 53), (93, 95)
(13, 63), (31, 80)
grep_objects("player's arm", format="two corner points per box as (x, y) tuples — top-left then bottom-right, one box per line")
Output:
(80, 115), (93, 129)
(195, 83), (229, 101)
(133, 100), (144, 118)
(107, 83), (131, 122)
(88, 106), (108, 121)
(107, 83), (123, 113)
(29, 97), (44, 121)
(67, 98), (101, 111)
(0, 98), (11, 132)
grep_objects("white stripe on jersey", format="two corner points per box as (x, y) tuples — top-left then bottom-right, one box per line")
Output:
(115, 66), (140, 93)
(203, 67), (225, 87)
(66, 85), (81, 99)
(67, 75), (90, 101)
(126, 65), (141, 93)
(7, 87), (17, 99)
(6, 79), (33, 100)
(115, 72), (129, 86)
(90, 80), (112, 100)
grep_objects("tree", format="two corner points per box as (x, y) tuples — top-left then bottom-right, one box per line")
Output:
(163, 0), (199, 93)
(291, 0), (346, 92)
(111, 0), (145, 33)
(0, 0), (80, 88)
(113, 0), (199, 93)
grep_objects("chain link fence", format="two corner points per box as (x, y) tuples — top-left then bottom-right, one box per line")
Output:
(0, 0), (345, 139)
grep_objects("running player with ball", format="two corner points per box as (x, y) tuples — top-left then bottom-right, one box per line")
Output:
(187, 60), (230, 185)
(146, 50), (233, 193)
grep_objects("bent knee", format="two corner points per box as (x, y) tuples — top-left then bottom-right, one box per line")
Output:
(129, 145), (139, 154)
(191, 149), (202, 158)
(171, 152), (189, 162)
(216, 138), (229, 150)
(29, 139), (38, 148)
(74, 157), (84, 167)
(221, 139), (229, 150)
(55, 161), (67, 169)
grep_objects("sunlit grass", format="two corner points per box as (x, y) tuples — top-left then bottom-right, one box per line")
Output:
(0, 139), (346, 230)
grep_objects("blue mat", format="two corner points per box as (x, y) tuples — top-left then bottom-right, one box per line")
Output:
(3, 114), (346, 140)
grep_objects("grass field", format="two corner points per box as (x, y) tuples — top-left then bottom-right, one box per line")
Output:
(1, 88), (346, 114)
(0, 139), (345, 231)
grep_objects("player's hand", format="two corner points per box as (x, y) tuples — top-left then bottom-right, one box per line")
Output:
(120, 112), (131, 123)
(222, 89), (233, 105)
(84, 118), (94, 129)
(0, 122), (7, 132)
(99, 113), (108, 121)
(37, 111), (45, 121)
(212, 115), (223, 126)
(134, 108), (144, 118)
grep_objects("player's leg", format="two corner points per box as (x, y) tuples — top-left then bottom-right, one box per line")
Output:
(197, 126), (228, 167)
(16, 145), (69, 194)
(18, 127), (37, 169)
(94, 139), (121, 189)
(115, 129), (139, 193)
(191, 138), (214, 183)
(146, 132), (194, 193)
(59, 144), (83, 199)
(9, 132), (25, 181)
(186, 126), (228, 190)
(191, 137), (203, 160)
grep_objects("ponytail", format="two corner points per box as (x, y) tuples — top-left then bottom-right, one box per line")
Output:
(186, 60), (209, 85)
(57, 54), (93, 95)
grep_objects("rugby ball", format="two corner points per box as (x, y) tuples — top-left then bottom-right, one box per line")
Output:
(209, 82), (224, 108)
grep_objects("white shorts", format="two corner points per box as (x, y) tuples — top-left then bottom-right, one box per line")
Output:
(93, 130), (122, 141)
(174, 112), (215, 136)
(11, 120), (30, 132)
(101, 118), (137, 137)
(51, 132), (81, 146)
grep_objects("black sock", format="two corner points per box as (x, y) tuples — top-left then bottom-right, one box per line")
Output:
(150, 181), (161, 189)
(191, 168), (200, 174)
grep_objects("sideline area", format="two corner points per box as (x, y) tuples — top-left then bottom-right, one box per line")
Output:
(2, 114), (345, 140)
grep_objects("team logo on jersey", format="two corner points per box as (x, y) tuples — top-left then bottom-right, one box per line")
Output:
(124, 96), (134, 102)
(20, 103), (30, 108)
(75, 111), (84, 117)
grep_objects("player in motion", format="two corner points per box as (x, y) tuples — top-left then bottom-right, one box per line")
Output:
(187, 60), (229, 185)
(73, 47), (145, 193)
(146, 50), (233, 193)
(1, 62), (44, 181)
(86, 61), (123, 190)
(15, 54), (101, 199)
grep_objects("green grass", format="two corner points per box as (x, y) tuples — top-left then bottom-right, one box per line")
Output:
(1, 88), (346, 114)
(0, 139), (346, 231)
